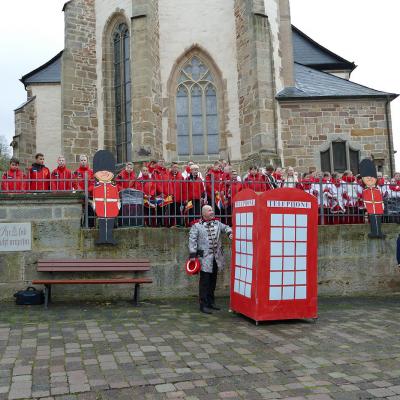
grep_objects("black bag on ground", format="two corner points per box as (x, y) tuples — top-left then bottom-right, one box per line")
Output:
(14, 286), (44, 305)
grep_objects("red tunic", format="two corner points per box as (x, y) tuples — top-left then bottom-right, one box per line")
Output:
(73, 166), (94, 193)
(116, 170), (136, 191)
(51, 166), (73, 191)
(362, 187), (384, 215)
(28, 164), (50, 191)
(1, 169), (26, 192)
(93, 182), (120, 218)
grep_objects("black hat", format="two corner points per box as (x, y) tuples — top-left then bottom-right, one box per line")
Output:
(93, 150), (116, 174)
(359, 158), (377, 179)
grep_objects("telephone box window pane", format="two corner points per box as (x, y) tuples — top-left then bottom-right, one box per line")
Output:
(283, 257), (295, 270)
(270, 257), (282, 270)
(270, 272), (282, 285)
(269, 287), (282, 301)
(295, 286), (307, 300)
(296, 243), (307, 256)
(282, 286), (294, 300)
(296, 228), (307, 241)
(283, 272), (295, 285)
(235, 253), (240, 265)
(246, 255), (252, 268)
(271, 228), (282, 241)
(284, 242), (295, 256)
(246, 213), (253, 225)
(296, 257), (307, 270)
(246, 228), (252, 240)
(271, 242), (282, 256)
(271, 214), (283, 226)
(244, 284), (251, 298)
(246, 269), (252, 283)
(296, 271), (306, 285)
(284, 214), (295, 226)
(296, 215), (308, 227)
(236, 213), (241, 225)
(284, 228), (295, 241)
(235, 268), (240, 279)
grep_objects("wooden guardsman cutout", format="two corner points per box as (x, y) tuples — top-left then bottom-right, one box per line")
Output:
(92, 150), (121, 245)
(359, 159), (385, 239)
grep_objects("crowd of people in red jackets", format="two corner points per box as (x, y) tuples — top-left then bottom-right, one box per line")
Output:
(2, 153), (400, 226)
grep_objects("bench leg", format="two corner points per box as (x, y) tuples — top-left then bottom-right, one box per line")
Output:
(133, 284), (140, 306)
(44, 284), (51, 309)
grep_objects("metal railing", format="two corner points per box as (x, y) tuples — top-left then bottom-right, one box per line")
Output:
(2, 172), (400, 227)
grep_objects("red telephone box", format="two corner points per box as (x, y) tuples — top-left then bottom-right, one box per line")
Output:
(230, 188), (318, 323)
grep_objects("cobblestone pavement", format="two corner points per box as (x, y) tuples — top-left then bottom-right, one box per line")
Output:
(0, 296), (399, 400)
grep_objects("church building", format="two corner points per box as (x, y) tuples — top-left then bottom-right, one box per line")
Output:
(12, 0), (398, 175)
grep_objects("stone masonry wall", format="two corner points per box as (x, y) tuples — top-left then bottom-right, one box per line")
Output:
(234, 0), (278, 163)
(0, 194), (399, 302)
(130, 0), (163, 162)
(279, 99), (394, 174)
(62, 0), (98, 170)
(13, 97), (37, 170)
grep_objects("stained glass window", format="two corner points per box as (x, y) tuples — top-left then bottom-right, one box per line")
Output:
(176, 56), (219, 156)
(113, 24), (131, 163)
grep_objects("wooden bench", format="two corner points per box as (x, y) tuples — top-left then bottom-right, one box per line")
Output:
(32, 259), (153, 308)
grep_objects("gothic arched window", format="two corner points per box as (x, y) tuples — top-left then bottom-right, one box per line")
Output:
(113, 23), (131, 163)
(176, 56), (219, 156)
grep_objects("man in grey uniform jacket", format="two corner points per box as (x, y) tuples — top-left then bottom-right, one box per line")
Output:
(189, 205), (233, 314)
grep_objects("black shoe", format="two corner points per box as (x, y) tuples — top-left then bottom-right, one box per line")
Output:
(200, 305), (213, 314)
(208, 304), (221, 311)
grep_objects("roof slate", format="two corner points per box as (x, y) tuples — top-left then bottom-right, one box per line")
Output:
(21, 51), (63, 86)
(292, 26), (356, 71)
(277, 63), (397, 100)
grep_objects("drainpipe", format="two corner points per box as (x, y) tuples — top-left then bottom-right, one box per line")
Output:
(385, 96), (394, 176)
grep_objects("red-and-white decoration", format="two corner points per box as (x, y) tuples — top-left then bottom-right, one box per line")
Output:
(230, 188), (318, 323)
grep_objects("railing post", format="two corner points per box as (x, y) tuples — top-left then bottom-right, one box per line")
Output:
(84, 172), (89, 229)
(319, 177), (324, 225)
(211, 174), (215, 210)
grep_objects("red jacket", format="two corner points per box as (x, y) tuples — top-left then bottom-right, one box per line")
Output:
(116, 170), (136, 191)
(185, 175), (205, 201)
(51, 166), (72, 191)
(205, 170), (223, 199)
(73, 166), (94, 193)
(243, 173), (266, 192)
(93, 182), (120, 218)
(362, 187), (384, 215)
(166, 171), (185, 203)
(153, 166), (170, 195)
(227, 180), (243, 204)
(28, 164), (50, 191)
(135, 175), (156, 197)
(1, 169), (26, 192)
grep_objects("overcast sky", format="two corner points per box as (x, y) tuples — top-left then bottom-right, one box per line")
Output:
(0, 0), (399, 167)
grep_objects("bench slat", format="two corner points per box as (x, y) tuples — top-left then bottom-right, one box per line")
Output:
(32, 278), (153, 284)
(37, 266), (150, 272)
(38, 259), (149, 264)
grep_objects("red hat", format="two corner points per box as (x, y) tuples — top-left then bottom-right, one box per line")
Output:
(185, 258), (201, 275)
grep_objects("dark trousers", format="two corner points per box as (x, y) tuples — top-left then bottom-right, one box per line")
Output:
(167, 202), (183, 226)
(188, 199), (202, 225)
(199, 259), (218, 307)
(369, 214), (385, 238)
(97, 218), (116, 244)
